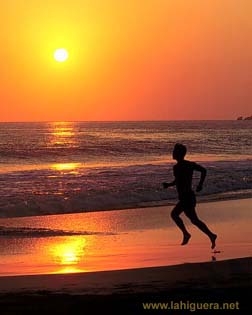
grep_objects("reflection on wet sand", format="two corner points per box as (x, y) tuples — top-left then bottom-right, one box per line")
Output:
(52, 237), (86, 265)
(56, 267), (84, 274)
(51, 237), (87, 274)
(0, 199), (251, 276)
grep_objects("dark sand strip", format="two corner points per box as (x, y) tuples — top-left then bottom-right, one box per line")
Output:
(0, 257), (251, 314)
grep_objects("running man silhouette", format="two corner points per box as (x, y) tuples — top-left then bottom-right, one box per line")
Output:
(163, 143), (217, 249)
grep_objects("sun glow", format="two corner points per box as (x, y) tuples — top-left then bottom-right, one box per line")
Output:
(52, 163), (80, 172)
(52, 238), (86, 266)
(54, 48), (69, 62)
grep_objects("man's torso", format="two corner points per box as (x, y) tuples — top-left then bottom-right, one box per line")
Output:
(173, 160), (196, 199)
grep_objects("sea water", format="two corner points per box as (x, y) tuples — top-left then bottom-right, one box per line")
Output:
(0, 121), (251, 217)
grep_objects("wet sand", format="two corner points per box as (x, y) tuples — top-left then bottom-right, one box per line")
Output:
(0, 198), (251, 314)
(0, 198), (251, 276)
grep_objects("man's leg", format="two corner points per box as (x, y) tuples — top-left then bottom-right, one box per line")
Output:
(171, 203), (191, 245)
(185, 207), (217, 249)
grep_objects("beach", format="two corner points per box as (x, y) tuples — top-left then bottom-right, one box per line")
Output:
(2, 0), (252, 311)
(0, 257), (251, 314)
(0, 198), (251, 314)
(0, 121), (251, 313)
(0, 198), (251, 276)
(0, 256), (251, 295)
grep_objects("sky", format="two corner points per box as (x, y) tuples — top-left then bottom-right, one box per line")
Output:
(0, 0), (251, 121)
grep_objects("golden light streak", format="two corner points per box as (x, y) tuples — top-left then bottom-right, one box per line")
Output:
(52, 163), (80, 171)
(51, 238), (86, 266)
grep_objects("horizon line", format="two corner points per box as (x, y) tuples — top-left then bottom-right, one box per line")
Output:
(0, 119), (243, 123)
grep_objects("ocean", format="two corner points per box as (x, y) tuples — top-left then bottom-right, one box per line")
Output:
(0, 121), (251, 217)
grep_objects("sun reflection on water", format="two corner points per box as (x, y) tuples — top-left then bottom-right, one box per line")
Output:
(49, 121), (77, 146)
(51, 163), (81, 172)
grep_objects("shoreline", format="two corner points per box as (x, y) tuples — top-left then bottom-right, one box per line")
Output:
(118, 190), (252, 212)
(1, 190), (251, 219)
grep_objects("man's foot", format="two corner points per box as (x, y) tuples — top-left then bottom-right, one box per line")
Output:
(210, 234), (217, 249)
(181, 233), (191, 245)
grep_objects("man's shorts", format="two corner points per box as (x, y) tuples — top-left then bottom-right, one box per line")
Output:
(179, 191), (196, 209)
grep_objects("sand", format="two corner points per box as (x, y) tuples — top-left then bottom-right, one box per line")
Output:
(0, 198), (251, 314)
(0, 257), (251, 314)
(0, 198), (252, 277)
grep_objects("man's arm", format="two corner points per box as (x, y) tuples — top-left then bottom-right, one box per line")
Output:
(162, 180), (176, 189)
(163, 165), (177, 189)
(193, 163), (207, 192)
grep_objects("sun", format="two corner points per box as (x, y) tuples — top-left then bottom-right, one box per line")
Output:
(54, 48), (69, 62)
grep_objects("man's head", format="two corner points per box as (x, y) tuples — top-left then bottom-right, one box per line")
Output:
(172, 143), (187, 161)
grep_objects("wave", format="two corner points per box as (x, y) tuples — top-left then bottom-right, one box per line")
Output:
(0, 159), (251, 218)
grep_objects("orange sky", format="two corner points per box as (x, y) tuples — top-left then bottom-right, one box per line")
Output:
(0, 0), (251, 121)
